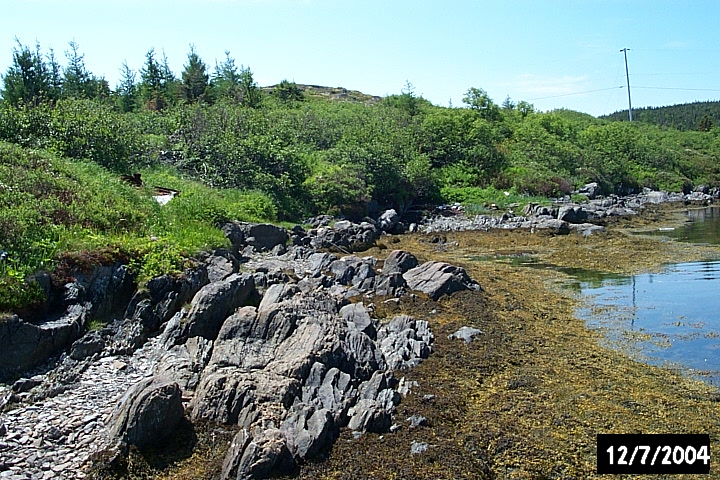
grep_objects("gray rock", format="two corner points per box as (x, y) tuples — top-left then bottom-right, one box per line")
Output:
(301, 365), (354, 422)
(206, 249), (239, 283)
(0, 309), (87, 382)
(568, 223), (606, 237)
(381, 250), (419, 275)
(155, 335), (213, 390)
(180, 273), (255, 341)
(280, 405), (334, 459)
(310, 222), (380, 252)
(244, 224), (289, 252)
(122, 267), (209, 340)
(449, 326), (482, 343)
(374, 272), (407, 297)
(377, 315), (433, 370)
(351, 262), (376, 288)
(69, 329), (106, 360)
(221, 428), (295, 480)
(578, 182), (601, 199)
(339, 303), (376, 338)
(222, 222), (289, 252)
(378, 209), (400, 232)
(531, 218), (570, 234)
(342, 330), (385, 381)
(329, 260), (356, 285)
(643, 190), (670, 204)
(403, 261), (480, 301)
(221, 222), (246, 251)
(332, 220), (353, 231)
(347, 388), (398, 433)
(411, 440), (430, 454)
(108, 376), (183, 449)
(258, 283), (299, 312)
(308, 252), (337, 277)
(357, 371), (388, 401)
(406, 414), (428, 429)
(397, 377), (420, 397)
(11, 377), (41, 393)
(557, 205), (588, 224)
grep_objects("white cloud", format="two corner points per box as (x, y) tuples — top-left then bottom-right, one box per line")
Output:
(502, 74), (591, 99)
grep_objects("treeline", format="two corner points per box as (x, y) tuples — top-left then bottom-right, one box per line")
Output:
(3, 40), (720, 222)
(602, 100), (720, 132)
(0, 40), (265, 111)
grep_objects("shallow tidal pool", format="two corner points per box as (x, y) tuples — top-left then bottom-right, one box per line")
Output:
(575, 260), (720, 387)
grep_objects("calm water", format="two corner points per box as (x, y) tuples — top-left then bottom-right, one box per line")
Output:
(575, 261), (720, 386)
(576, 206), (720, 386)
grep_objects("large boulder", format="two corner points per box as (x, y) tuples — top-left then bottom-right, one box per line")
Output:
(221, 428), (295, 480)
(179, 273), (255, 341)
(108, 376), (184, 449)
(222, 222), (289, 253)
(578, 182), (601, 199)
(378, 209), (400, 232)
(557, 205), (588, 224)
(402, 261), (481, 300)
(381, 250), (418, 275)
(310, 222), (379, 252)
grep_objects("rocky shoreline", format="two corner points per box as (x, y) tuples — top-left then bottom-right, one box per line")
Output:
(0, 220), (479, 479)
(0, 185), (716, 479)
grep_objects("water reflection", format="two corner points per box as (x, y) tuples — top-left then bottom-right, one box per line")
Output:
(576, 260), (720, 387)
(651, 206), (720, 245)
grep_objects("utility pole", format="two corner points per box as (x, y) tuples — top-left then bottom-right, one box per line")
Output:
(620, 48), (633, 122)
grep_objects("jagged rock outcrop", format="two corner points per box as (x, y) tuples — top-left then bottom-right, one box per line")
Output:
(182, 286), (436, 479)
(0, 263), (135, 381)
(1, 219), (487, 478)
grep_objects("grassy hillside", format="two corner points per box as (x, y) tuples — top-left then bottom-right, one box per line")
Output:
(0, 141), (276, 312)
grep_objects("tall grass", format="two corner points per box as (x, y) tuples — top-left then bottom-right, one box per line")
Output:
(0, 142), (277, 312)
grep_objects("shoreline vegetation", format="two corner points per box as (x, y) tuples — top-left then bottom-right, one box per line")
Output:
(2, 40), (720, 478)
(3, 39), (720, 314)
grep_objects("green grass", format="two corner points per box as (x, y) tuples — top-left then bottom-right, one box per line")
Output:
(440, 185), (551, 214)
(0, 142), (277, 312)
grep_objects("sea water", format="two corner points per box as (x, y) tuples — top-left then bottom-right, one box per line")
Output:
(576, 206), (720, 386)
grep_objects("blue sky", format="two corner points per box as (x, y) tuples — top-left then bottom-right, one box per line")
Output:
(2, 0), (719, 116)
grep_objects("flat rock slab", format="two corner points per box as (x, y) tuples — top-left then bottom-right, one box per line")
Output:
(403, 261), (480, 301)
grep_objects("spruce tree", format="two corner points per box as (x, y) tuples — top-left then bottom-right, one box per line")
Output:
(180, 45), (209, 103)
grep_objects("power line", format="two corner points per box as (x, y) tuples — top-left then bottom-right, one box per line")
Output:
(527, 86), (623, 101)
(631, 72), (717, 76)
(632, 86), (720, 92)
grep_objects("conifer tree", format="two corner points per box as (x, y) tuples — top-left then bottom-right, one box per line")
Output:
(180, 45), (209, 103)
(1, 39), (57, 106)
(116, 60), (137, 112)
